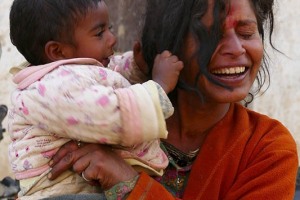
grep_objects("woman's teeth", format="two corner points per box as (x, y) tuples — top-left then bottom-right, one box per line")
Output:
(212, 66), (246, 75)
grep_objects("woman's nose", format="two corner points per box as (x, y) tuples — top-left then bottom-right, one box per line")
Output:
(219, 31), (246, 57)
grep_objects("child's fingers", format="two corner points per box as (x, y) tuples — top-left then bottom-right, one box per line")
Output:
(161, 50), (172, 58)
(168, 55), (179, 63)
(177, 61), (184, 69)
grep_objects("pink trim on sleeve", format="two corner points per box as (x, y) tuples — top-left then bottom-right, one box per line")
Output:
(115, 88), (143, 146)
(15, 164), (50, 180)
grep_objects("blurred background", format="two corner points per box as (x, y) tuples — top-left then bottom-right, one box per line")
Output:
(0, 0), (299, 181)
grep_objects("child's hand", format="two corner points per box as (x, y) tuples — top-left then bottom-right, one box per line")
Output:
(152, 51), (184, 94)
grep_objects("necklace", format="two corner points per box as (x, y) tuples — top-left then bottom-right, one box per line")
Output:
(162, 141), (200, 167)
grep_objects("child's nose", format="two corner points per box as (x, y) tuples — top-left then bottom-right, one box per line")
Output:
(109, 32), (117, 48)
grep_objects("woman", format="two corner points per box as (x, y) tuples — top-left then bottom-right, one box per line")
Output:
(48, 0), (298, 199)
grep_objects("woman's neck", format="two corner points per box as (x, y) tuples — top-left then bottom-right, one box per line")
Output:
(165, 89), (230, 152)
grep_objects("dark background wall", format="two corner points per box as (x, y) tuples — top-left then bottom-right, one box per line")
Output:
(106, 0), (146, 52)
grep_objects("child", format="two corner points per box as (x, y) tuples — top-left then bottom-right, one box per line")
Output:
(8, 0), (183, 199)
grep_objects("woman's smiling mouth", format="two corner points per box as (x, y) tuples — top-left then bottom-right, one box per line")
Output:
(211, 66), (247, 75)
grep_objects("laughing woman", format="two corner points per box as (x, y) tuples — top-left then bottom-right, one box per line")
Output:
(49, 0), (298, 199)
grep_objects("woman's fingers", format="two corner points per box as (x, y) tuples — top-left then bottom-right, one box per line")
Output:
(50, 140), (79, 166)
(49, 143), (99, 180)
(49, 143), (138, 189)
(48, 150), (78, 180)
(72, 145), (114, 177)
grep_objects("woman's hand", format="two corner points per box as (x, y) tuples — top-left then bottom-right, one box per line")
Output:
(48, 141), (138, 190)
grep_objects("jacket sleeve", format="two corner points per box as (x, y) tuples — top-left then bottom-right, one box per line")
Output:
(11, 65), (172, 146)
(108, 51), (148, 84)
(127, 172), (179, 200)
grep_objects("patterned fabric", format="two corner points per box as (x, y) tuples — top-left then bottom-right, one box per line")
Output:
(108, 51), (148, 84)
(155, 83), (175, 119)
(154, 164), (191, 198)
(154, 144), (192, 198)
(41, 193), (106, 200)
(104, 175), (139, 200)
(105, 144), (192, 199)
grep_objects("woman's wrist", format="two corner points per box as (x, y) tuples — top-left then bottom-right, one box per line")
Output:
(104, 174), (140, 200)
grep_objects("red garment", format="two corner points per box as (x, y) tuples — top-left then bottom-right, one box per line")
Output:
(128, 103), (298, 200)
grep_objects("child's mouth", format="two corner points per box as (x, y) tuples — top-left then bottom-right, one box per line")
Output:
(101, 58), (110, 67)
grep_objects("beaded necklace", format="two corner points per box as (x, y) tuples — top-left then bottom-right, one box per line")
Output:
(161, 141), (199, 167)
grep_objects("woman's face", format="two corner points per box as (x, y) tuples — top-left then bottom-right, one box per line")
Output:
(181, 0), (263, 103)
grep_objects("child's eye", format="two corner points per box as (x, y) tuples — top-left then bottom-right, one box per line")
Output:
(96, 25), (113, 38)
(96, 30), (104, 38)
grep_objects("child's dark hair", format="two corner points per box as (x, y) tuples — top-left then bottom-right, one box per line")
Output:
(141, 0), (275, 103)
(10, 0), (102, 65)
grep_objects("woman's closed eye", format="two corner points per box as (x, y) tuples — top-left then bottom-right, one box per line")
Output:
(236, 22), (258, 40)
(238, 30), (256, 39)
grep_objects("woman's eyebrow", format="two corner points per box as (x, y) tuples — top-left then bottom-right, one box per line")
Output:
(225, 17), (257, 29)
(237, 19), (257, 26)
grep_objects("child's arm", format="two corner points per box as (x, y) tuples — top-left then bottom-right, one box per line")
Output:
(151, 50), (183, 94)
(10, 54), (182, 146)
(108, 51), (148, 84)
(107, 41), (152, 84)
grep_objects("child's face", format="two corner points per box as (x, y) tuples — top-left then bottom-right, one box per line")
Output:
(69, 1), (116, 67)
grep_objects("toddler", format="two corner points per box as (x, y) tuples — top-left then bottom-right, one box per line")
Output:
(8, 0), (183, 199)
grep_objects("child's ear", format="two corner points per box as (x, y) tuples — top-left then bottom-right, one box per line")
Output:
(133, 41), (149, 75)
(45, 41), (72, 62)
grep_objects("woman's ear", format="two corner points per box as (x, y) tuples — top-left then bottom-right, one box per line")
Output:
(133, 41), (149, 75)
(45, 41), (73, 62)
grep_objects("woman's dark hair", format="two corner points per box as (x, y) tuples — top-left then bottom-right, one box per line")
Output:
(141, 0), (275, 103)
(10, 0), (102, 65)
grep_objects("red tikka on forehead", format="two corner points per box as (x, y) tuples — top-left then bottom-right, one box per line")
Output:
(225, 16), (237, 29)
(224, 4), (238, 30)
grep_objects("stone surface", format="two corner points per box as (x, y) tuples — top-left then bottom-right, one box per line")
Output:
(106, 0), (146, 52)
(0, 0), (299, 179)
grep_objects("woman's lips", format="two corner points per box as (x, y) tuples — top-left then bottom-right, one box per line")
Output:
(210, 66), (249, 84)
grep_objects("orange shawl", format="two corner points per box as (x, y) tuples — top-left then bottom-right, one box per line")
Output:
(128, 103), (298, 200)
